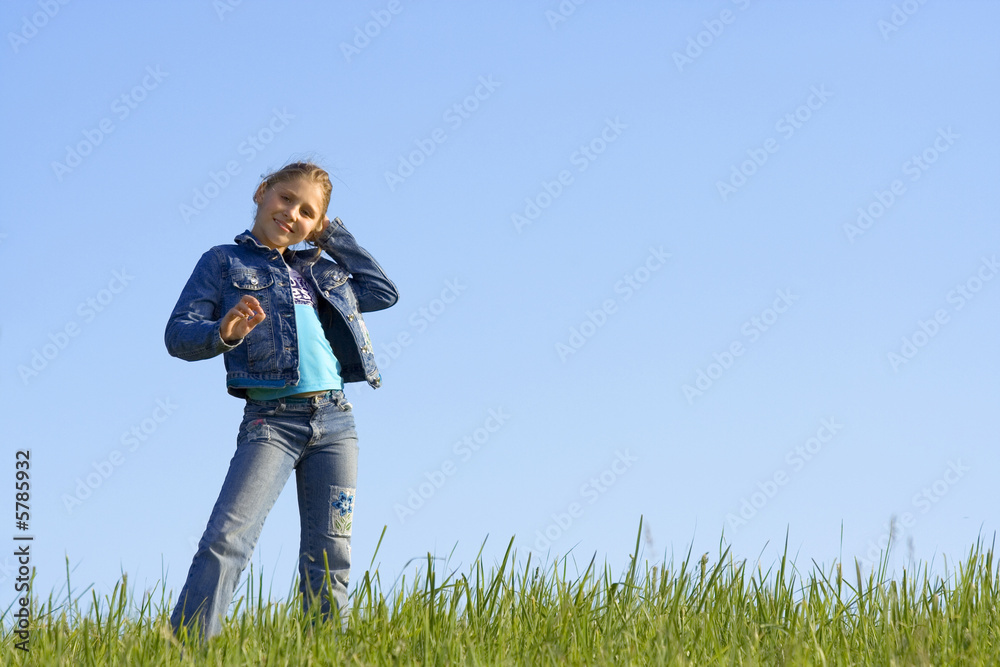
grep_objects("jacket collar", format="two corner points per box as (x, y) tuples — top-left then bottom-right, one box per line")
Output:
(234, 230), (271, 250)
(234, 230), (322, 266)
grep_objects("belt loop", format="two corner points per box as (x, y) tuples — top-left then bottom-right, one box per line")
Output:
(276, 397), (286, 414)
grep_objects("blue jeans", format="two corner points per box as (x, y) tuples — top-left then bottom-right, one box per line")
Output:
(170, 389), (358, 641)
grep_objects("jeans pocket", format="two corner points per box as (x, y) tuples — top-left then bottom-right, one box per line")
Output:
(329, 486), (355, 537)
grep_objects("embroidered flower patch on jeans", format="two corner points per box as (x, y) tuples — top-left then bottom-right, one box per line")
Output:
(330, 487), (355, 537)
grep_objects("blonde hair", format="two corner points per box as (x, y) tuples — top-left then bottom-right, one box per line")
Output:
(252, 161), (333, 225)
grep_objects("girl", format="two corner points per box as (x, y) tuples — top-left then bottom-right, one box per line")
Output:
(164, 161), (398, 641)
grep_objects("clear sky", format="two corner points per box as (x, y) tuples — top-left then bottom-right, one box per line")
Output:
(2, 0), (998, 613)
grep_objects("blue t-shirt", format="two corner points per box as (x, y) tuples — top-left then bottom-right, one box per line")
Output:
(246, 264), (343, 400)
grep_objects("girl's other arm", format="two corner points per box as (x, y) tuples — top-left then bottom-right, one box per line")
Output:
(164, 248), (259, 360)
(311, 217), (399, 312)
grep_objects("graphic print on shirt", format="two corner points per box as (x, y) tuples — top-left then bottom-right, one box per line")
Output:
(288, 265), (318, 307)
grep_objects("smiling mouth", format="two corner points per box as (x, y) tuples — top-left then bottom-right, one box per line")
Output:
(274, 218), (292, 233)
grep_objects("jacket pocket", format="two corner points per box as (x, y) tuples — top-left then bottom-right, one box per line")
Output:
(316, 270), (349, 296)
(231, 269), (274, 291)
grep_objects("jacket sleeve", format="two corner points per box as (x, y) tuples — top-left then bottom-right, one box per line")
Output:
(164, 247), (241, 361)
(315, 217), (399, 312)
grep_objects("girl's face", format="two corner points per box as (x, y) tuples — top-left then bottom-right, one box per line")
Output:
(251, 177), (325, 253)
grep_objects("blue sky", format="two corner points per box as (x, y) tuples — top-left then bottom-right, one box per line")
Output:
(2, 0), (998, 613)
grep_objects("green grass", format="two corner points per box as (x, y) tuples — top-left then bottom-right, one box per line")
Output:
(2, 520), (998, 665)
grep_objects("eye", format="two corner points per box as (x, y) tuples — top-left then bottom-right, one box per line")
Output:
(281, 195), (291, 202)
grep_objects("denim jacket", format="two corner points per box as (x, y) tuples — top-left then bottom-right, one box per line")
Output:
(165, 217), (398, 397)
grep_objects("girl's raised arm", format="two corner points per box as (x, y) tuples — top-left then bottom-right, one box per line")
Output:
(312, 217), (399, 312)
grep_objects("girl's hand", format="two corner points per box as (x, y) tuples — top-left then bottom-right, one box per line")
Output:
(307, 216), (331, 244)
(220, 295), (266, 344)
